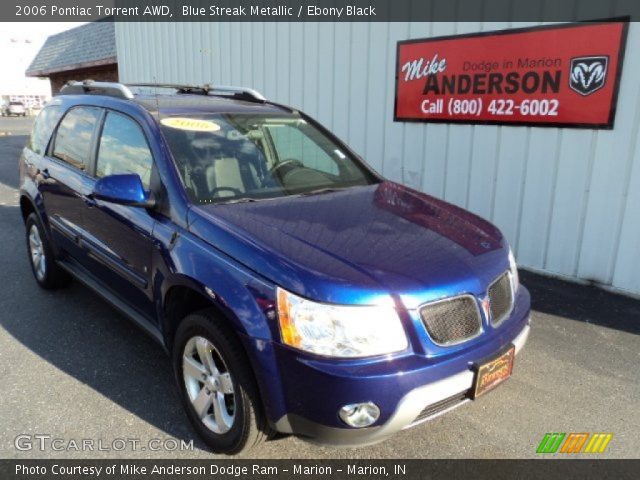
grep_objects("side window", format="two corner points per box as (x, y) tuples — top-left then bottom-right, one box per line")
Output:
(29, 105), (63, 155)
(266, 125), (339, 175)
(96, 112), (153, 189)
(52, 107), (101, 170)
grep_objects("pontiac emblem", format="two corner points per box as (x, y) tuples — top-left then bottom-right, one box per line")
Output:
(569, 56), (608, 96)
(481, 296), (491, 321)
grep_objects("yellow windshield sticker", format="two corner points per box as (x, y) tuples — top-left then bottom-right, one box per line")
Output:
(160, 117), (220, 132)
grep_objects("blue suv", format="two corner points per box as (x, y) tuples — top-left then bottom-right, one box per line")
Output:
(19, 81), (531, 453)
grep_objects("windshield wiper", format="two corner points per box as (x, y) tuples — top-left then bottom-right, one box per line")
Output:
(298, 186), (349, 197)
(211, 186), (351, 204)
(214, 197), (260, 205)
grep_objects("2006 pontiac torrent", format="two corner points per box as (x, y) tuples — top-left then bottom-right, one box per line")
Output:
(19, 81), (530, 453)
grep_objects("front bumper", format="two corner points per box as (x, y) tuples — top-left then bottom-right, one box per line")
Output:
(274, 320), (530, 446)
(262, 286), (531, 446)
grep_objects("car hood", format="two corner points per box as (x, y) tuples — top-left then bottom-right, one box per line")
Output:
(189, 182), (509, 307)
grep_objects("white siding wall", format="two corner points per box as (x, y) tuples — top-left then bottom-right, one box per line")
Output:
(116, 21), (640, 297)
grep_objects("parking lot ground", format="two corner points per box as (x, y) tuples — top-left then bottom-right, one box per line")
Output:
(0, 117), (34, 137)
(0, 125), (638, 459)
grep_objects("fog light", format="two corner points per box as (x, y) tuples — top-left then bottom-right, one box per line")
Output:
(339, 402), (380, 428)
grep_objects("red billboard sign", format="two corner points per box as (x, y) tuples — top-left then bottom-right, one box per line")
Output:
(394, 20), (628, 128)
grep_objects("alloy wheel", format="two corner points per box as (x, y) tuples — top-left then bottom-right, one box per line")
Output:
(28, 225), (46, 281)
(182, 336), (236, 434)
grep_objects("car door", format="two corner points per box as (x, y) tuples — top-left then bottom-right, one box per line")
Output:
(40, 106), (102, 262)
(78, 110), (157, 319)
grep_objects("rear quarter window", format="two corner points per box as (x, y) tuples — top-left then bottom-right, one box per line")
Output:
(28, 106), (63, 155)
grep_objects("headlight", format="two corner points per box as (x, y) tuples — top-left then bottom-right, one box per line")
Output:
(276, 288), (408, 358)
(508, 247), (520, 292)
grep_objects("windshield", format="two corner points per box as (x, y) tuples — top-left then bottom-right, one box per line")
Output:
(160, 113), (377, 204)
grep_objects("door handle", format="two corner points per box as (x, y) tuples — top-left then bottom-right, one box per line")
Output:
(82, 195), (97, 207)
(39, 168), (50, 179)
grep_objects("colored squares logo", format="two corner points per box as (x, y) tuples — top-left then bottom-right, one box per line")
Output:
(537, 433), (612, 454)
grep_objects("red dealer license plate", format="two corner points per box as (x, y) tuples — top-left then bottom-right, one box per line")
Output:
(473, 345), (515, 398)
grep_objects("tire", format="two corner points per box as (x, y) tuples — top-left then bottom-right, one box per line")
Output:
(25, 213), (71, 289)
(173, 309), (271, 454)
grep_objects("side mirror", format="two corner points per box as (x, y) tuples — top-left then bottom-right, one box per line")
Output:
(92, 174), (155, 208)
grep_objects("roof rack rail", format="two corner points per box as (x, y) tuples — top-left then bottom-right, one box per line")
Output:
(128, 83), (266, 103)
(59, 80), (135, 99)
(59, 81), (267, 103)
(205, 85), (267, 102)
(127, 83), (201, 91)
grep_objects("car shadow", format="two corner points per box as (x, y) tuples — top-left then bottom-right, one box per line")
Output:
(520, 270), (640, 336)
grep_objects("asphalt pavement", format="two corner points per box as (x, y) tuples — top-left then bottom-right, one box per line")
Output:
(0, 116), (34, 136)
(0, 116), (638, 459)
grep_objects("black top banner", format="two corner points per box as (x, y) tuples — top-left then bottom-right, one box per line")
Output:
(7, 0), (640, 22)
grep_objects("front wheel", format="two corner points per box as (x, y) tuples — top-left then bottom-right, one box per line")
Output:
(172, 310), (272, 454)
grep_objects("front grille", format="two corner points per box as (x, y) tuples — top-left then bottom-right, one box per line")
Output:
(411, 392), (470, 425)
(419, 295), (482, 345)
(488, 272), (514, 325)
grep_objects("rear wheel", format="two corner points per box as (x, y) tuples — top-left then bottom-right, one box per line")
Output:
(25, 213), (70, 289)
(173, 310), (271, 454)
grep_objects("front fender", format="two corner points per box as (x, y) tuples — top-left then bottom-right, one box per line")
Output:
(153, 218), (278, 342)
(152, 220), (287, 425)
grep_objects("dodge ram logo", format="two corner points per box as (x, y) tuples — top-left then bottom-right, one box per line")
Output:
(569, 56), (608, 96)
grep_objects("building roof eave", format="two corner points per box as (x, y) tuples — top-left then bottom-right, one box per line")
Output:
(26, 57), (117, 78)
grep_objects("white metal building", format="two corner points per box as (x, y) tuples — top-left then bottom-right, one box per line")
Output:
(115, 21), (640, 297)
